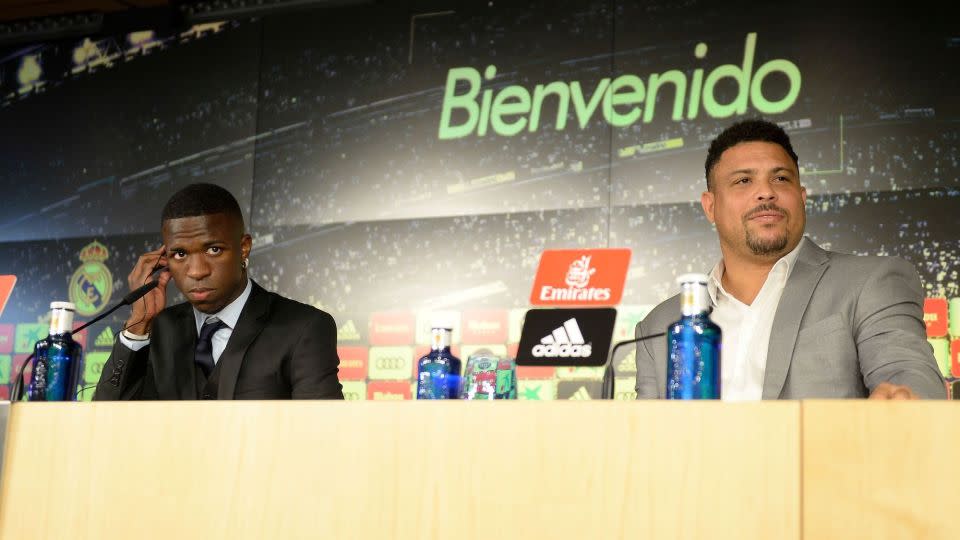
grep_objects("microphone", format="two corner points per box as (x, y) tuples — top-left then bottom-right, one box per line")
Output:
(11, 279), (160, 401)
(601, 332), (666, 400)
(122, 279), (160, 306)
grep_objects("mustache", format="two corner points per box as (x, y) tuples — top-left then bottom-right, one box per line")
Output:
(744, 203), (788, 220)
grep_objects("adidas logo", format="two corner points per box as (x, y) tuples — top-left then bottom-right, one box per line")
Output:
(337, 320), (361, 341)
(568, 386), (592, 400)
(531, 318), (593, 358)
(94, 327), (115, 347)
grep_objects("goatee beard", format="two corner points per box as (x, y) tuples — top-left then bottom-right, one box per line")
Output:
(745, 228), (788, 256)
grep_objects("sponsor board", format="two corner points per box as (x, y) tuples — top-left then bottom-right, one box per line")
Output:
(77, 385), (96, 401)
(613, 377), (638, 401)
(0, 323), (13, 354)
(516, 365), (555, 379)
(14, 323), (46, 354)
(924, 298), (948, 337)
(69, 241), (113, 317)
(530, 249), (630, 306)
(518, 379), (557, 401)
(461, 344), (507, 361)
(0, 275), (15, 318)
(929, 338), (950, 377)
(461, 310), (508, 344)
(615, 348), (637, 374)
(83, 351), (110, 384)
(337, 319), (363, 343)
(516, 308), (616, 367)
(613, 305), (654, 342)
(0, 354), (10, 383)
(951, 339), (960, 379)
(949, 298), (960, 337)
(367, 346), (414, 380)
(94, 326), (116, 348)
(341, 380), (367, 401)
(12, 353), (32, 384)
(508, 308), (526, 344)
(367, 381), (411, 401)
(555, 366), (605, 380)
(337, 346), (369, 380)
(557, 380), (602, 400)
(369, 312), (416, 346)
(72, 328), (88, 350)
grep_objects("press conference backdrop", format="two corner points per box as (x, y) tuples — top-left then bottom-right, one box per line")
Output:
(0, 1), (957, 401)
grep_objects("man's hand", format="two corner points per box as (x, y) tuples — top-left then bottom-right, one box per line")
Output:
(124, 246), (171, 336)
(869, 382), (918, 400)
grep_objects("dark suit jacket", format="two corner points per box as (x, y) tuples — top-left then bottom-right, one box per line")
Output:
(94, 281), (344, 400)
(634, 238), (946, 399)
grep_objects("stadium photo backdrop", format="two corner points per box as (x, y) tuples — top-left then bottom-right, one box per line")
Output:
(1, 0), (957, 400)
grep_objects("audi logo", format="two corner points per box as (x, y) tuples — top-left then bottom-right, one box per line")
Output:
(374, 357), (409, 370)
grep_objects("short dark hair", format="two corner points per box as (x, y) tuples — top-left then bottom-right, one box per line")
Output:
(704, 119), (799, 189)
(161, 183), (244, 227)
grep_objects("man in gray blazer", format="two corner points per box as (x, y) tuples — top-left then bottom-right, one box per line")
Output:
(635, 120), (945, 400)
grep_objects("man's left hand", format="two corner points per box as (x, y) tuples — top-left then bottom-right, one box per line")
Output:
(869, 382), (918, 400)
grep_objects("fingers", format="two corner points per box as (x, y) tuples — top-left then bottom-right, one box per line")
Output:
(869, 382), (918, 400)
(128, 246), (167, 288)
(124, 249), (170, 335)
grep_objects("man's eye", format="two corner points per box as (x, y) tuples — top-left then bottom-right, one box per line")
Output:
(207, 247), (222, 255)
(171, 251), (186, 260)
(775, 175), (790, 182)
(735, 177), (750, 184)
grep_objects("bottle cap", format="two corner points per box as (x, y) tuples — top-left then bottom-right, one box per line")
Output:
(50, 301), (76, 311)
(676, 273), (709, 285)
(429, 313), (456, 330)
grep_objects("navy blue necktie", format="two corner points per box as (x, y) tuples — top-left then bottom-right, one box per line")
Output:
(195, 318), (228, 377)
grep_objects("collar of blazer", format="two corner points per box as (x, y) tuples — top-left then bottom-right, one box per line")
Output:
(761, 237), (831, 399)
(167, 280), (273, 399)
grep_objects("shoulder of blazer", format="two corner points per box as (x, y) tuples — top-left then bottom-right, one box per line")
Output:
(248, 281), (334, 326)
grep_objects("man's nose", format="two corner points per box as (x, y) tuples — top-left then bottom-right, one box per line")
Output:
(755, 178), (777, 201)
(185, 256), (211, 280)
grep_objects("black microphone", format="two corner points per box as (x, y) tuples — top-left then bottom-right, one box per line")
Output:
(11, 279), (160, 401)
(601, 332), (666, 400)
(122, 279), (160, 306)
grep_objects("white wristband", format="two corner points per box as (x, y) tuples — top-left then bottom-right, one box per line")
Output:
(122, 329), (150, 341)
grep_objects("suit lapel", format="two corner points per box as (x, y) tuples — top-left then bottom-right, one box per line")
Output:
(762, 238), (830, 399)
(157, 305), (198, 399)
(216, 282), (271, 399)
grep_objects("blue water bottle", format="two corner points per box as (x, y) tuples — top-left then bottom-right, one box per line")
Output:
(666, 274), (721, 399)
(416, 326), (462, 399)
(28, 301), (84, 401)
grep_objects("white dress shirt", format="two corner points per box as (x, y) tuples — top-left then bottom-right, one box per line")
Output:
(707, 242), (803, 401)
(119, 279), (253, 366)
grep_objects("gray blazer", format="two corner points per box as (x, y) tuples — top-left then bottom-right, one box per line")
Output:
(634, 238), (946, 399)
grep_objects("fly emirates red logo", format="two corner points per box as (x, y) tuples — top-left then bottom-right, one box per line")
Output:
(529, 249), (630, 306)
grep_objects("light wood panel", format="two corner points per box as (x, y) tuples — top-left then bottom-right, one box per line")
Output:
(0, 401), (799, 540)
(803, 401), (960, 540)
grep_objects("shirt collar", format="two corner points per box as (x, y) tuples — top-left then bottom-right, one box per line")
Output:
(707, 237), (806, 305)
(193, 278), (253, 333)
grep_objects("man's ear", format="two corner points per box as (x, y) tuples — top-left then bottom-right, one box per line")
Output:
(701, 190), (715, 224)
(241, 234), (252, 260)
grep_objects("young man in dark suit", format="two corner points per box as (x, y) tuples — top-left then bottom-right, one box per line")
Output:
(95, 183), (343, 400)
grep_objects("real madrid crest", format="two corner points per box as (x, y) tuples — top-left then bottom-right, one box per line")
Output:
(69, 241), (113, 316)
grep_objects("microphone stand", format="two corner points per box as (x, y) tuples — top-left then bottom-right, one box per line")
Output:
(10, 280), (159, 402)
(601, 332), (666, 400)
